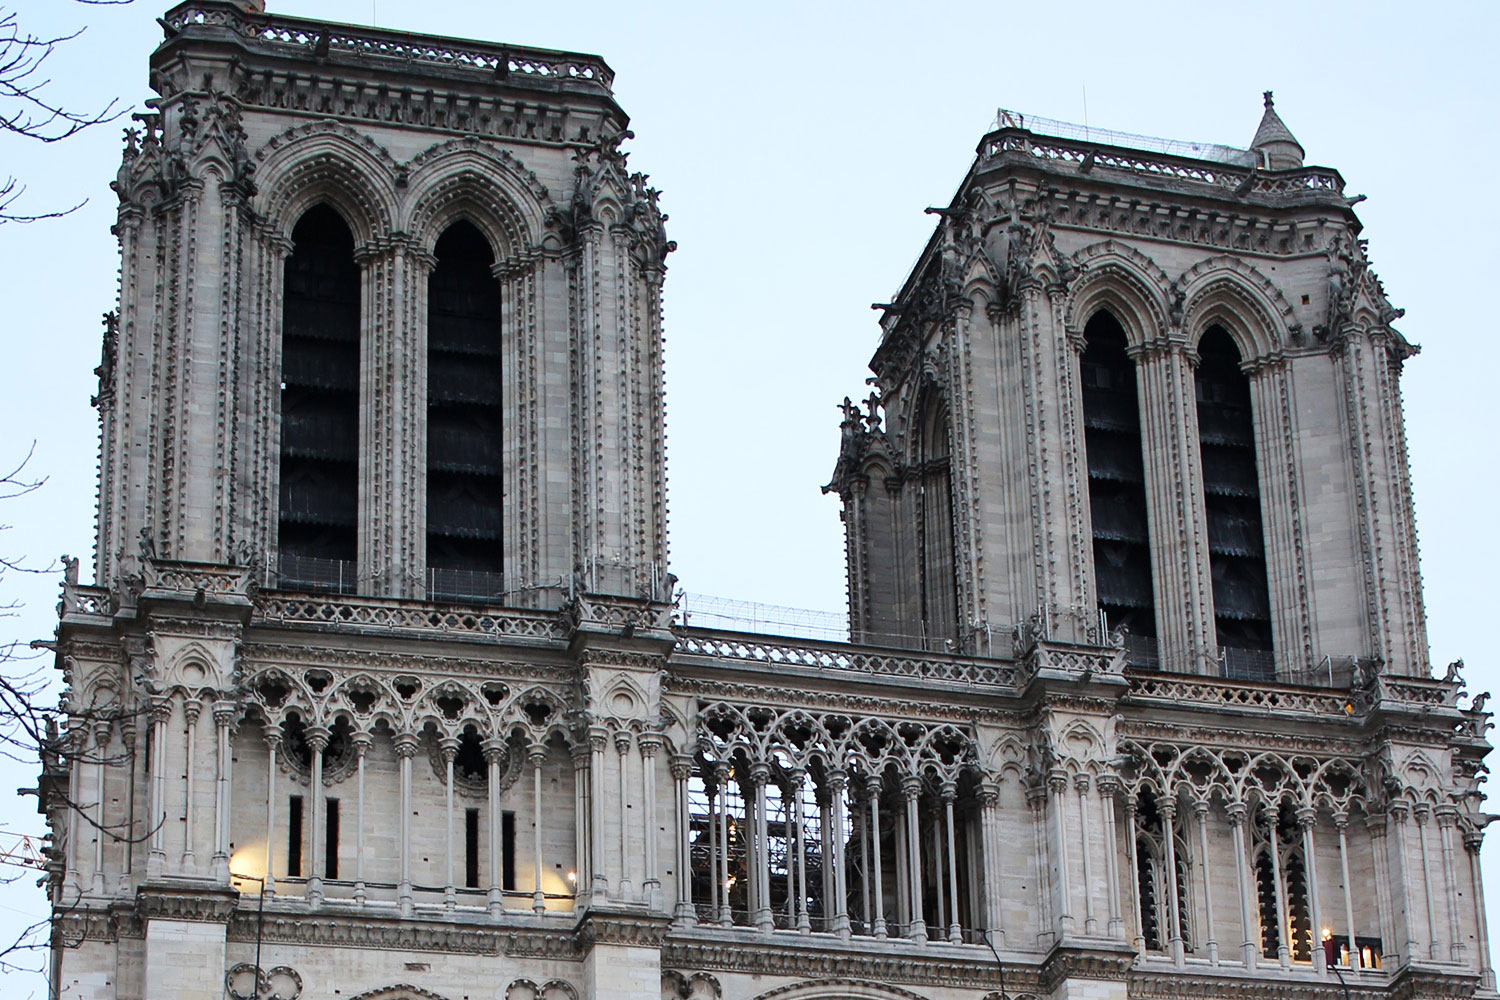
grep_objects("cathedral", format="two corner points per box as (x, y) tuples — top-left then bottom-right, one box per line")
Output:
(44, 3), (1495, 1000)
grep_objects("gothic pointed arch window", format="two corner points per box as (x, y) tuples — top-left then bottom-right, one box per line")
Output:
(426, 220), (504, 601)
(1080, 311), (1156, 660)
(1133, 790), (1193, 954)
(915, 384), (958, 646)
(1194, 327), (1273, 680)
(278, 203), (361, 590)
(1252, 801), (1312, 962)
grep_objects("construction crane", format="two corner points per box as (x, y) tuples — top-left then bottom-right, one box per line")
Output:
(0, 831), (47, 871)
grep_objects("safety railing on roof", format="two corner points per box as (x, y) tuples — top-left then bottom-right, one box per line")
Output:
(981, 130), (1343, 197)
(161, 2), (614, 92)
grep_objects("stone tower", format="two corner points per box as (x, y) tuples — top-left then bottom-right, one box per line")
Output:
(828, 98), (1427, 684)
(47, 7), (1493, 1000)
(95, 1), (670, 605)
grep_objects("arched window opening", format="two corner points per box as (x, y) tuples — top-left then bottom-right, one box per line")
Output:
(1252, 802), (1311, 961)
(426, 221), (504, 602)
(915, 387), (959, 648)
(1194, 327), (1273, 681)
(278, 203), (360, 592)
(1081, 311), (1156, 665)
(1133, 791), (1192, 954)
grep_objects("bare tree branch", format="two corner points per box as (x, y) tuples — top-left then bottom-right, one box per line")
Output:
(0, 2), (135, 224)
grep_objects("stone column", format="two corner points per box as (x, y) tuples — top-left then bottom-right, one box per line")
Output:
(571, 740), (590, 903)
(856, 792), (870, 935)
(262, 730), (280, 897)
(486, 740), (507, 918)
(1266, 806), (1290, 968)
(943, 781), (961, 943)
(750, 762), (772, 931)
(118, 719), (136, 894)
(1369, 811), (1397, 967)
(1126, 795), (1145, 957)
(793, 768), (810, 932)
(639, 735), (661, 908)
(1245, 358), (1315, 676)
(532, 744), (548, 914)
(1465, 829), (1494, 988)
(352, 733), (370, 905)
(715, 762), (732, 926)
(1130, 336), (1216, 671)
(902, 775), (925, 941)
(91, 721), (111, 893)
(1097, 777), (1123, 941)
(1437, 808), (1466, 961)
(181, 699), (201, 874)
(1047, 770), (1073, 938)
(1414, 806), (1440, 960)
(670, 754), (696, 926)
(305, 724), (330, 906)
(1228, 802), (1256, 966)
(211, 701), (235, 883)
(395, 733), (417, 915)
(1331, 329), (1427, 675)
(354, 237), (427, 598)
(147, 697), (171, 878)
(977, 781), (1002, 944)
(930, 808), (944, 938)
(440, 737), (457, 909)
(1075, 774), (1096, 936)
(1030, 783), (1054, 945)
(829, 770), (851, 939)
(1334, 812), (1357, 969)
(614, 731), (634, 900)
(705, 771), (720, 923)
(589, 728), (609, 896)
(869, 774), (888, 939)
(1297, 806), (1323, 972)
(1195, 800), (1219, 964)
(1161, 796), (1184, 965)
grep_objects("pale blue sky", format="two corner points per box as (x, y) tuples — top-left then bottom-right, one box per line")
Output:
(0, 1), (1496, 994)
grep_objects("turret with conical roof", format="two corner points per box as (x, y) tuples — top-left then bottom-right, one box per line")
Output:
(1251, 90), (1305, 169)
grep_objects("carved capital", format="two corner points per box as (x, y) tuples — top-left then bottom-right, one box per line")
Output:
(303, 725), (331, 755)
(211, 699), (237, 728)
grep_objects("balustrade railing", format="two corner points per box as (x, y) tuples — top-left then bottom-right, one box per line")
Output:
(161, 2), (614, 91)
(675, 627), (1023, 688)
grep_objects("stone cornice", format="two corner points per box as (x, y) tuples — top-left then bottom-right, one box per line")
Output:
(575, 907), (671, 949)
(662, 931), (1029, 990)
(136, 883), (240, 924)
(1040, 940), (1138, 992)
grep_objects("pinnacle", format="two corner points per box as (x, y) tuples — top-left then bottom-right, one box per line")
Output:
(1250, 90), (1304, 169)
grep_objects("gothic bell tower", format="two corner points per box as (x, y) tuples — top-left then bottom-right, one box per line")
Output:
(829, 99), (1429, 681)
(95, 1), (672, 606)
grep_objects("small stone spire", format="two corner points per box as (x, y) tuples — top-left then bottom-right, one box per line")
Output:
(1250, 91), (1304, 170)
(233, 0), (266, 11)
